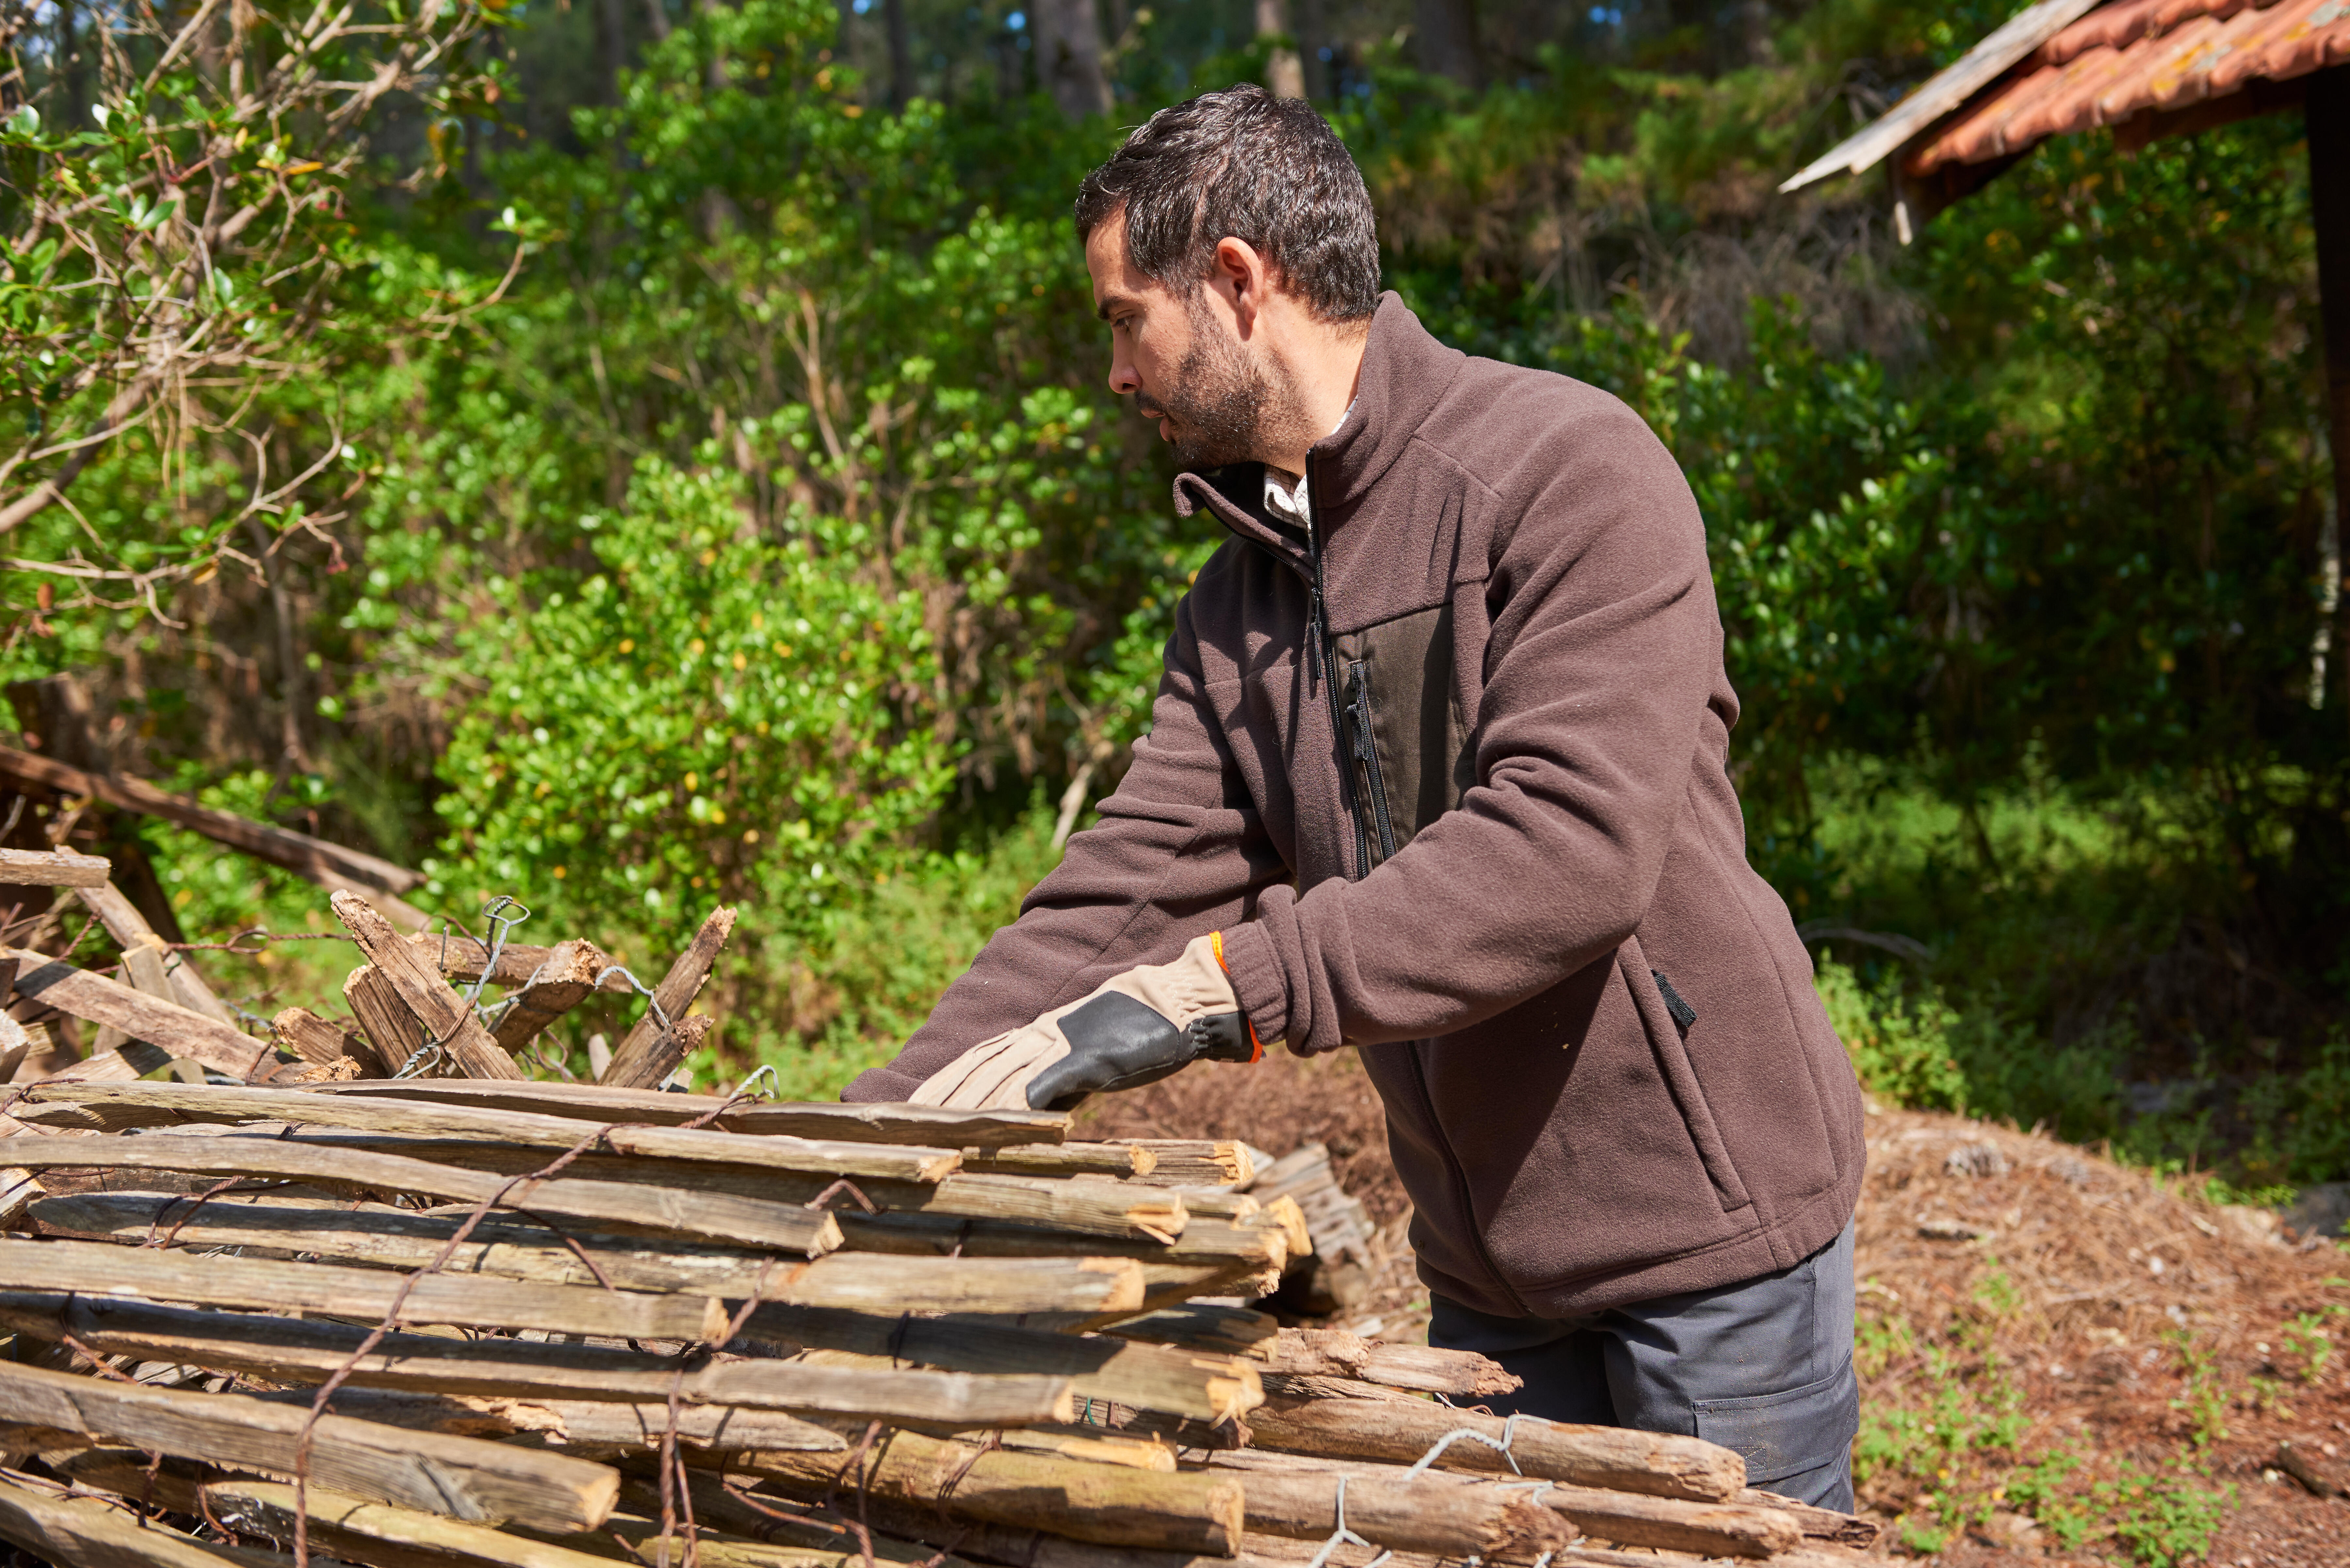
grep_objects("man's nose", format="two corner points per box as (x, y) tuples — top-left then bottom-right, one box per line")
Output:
(1107, 351), (1138, 395)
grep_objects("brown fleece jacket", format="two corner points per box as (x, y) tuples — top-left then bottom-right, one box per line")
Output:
(846, 294), (1866, 1317)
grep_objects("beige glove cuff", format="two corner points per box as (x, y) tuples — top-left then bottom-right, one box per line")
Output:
(1094, 934), (1240, 1031)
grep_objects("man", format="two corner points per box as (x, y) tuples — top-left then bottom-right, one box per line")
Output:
(844, 85), (1867, 1508)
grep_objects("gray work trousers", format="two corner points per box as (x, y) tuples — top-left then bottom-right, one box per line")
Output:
(1427, 1220), (1859, 1510)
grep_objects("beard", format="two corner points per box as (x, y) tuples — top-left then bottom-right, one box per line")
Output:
(1137, 296), (1310, 471)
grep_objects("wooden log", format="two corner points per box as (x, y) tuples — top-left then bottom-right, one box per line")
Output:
(0, 1134), (844, 1254)
(74, 881), (236, 1027)
(25, 1040), (170, 1084)
(0, 1476), (283, 1568)
(10, 1083), (966, 1184)
(0, 1236), (730, 1342)
(1234, 1470), (1576, 1562)
(0, 1292), (1076, 1427)
(0, 744), (425, 897)
(1099, 1305), (1279, 1358)
(314, 1080), (1071, 1148)
(332, 892), (524, 1080)
(0, 950), (269, 1080)
(835, 1210), (1273, 1271)
(0, 847), (112, 887)
(1240, 1399), (1741, 1503)
(743, 1426), (1245, 1556)
(23, 1191), (1145, 1313)
(242, 1388), (848, 1454)
(1255, 1199), (1310, 1269)
(782, 1485), (1246, 1568)
(408, 932), (636, 993)
(744, 1306), (1262, 1427)
(963, 1143), (1157, 1179)
(600, 905), (736, 1090)
(1262, 1331), (1518, 1399)
(345, 963), (427, 1068)
(1734, 1489), (1879, 1548)
(0, 1360), (619, 1531)
(272, 1005), (390, 1076)
(491, 938), (609, 1051)
(1127, 1143), (1254, 1188)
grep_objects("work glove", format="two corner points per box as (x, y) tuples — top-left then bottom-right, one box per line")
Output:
(909, 933), (1261, 1111)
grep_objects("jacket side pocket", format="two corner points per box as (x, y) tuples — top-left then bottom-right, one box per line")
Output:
(1620, 942), (1753, 1213)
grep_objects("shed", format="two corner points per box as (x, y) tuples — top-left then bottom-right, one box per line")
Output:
(1779, 0), (2349, 562)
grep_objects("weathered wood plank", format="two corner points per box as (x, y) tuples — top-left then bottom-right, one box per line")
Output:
(1234, 1469), (1575, 1562)
(243, 1389), (847, 1455)
(1240, 1398), (1742, 1502)
(407, 931), (637, 992)
(0, 848), (112, 887)
(963, 1143), (1156, 1178)
(0, 1360), (619, 1532)
(490, 938), (609, 1051)
(272, 1004), (390, 1076)
(73, 882), (235, 1028)
(313, 1080), (1072, 1148)
(744, 1426), (1245, 1556)
(0, 1292), (1077, 1427)
(23, 1190), (1143, 1312)
(835, 1209), (1271, 1270)
(1128, 1142), (1254, 1188)
(332, 892), (524, 1080)
(11, 1083), (964, 1183)
(344, 963), (427, 1069)
(0, 1236), (729, 1342)
(1098, 1304), (1280, 1358)
(0, 1133), (843, 1255)
(1261, 1330), (1520, 1399)
(600, 904), (735, 1089)
(744, 1305), (1262, 1427)
(0, 1476), (284, 1568)
(0, 950), (270, 1080)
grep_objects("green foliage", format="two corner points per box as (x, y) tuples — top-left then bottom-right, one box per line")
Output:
(1815, 956), (1968, 1112)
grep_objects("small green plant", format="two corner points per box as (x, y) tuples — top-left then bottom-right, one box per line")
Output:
(2247, 1374), (2293, 1418)
(1814, 957), (1969, 1112)
(2165, 1329), (2228, 1448)
(2100, 1462), (2233, 1568)
(2006, 1446), (2095, 1551)
(2283, 1306), (2343, 1384)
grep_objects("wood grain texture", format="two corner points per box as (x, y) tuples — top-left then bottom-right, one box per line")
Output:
(1235, 1469), (1577, 1562)
(332, 892), (523, 1080)
(311, 1080), (1072, 1147)
(962, 1143), (1156, 1178)
(0, 949), (269, 1079)
(0, 1476), (284, 1568)
(743, 1426), (1246, 1556)
(0, 1360), (619, 1532)
(0, 1236), (729, 1342)
(0, 847), (112, 887)
(12, 1083), (964, 1182)
(272, 1005), (390, 1076)
(1261, 1330), (1519, 1398)
(406, 931), (636, 992)
(343, 964), (426, 1070)
(0, 1133), (844, 1254)
(1127, 1142), (1253, 1187)
(600, 905), (736, 1089)
(1240, 1398), (1743, 1502)
(74, 882), (237, 1027)
(243, 1389), (848, 1454)
(488, 937), (609, 1051)
(0, 1292), (1075, 1426)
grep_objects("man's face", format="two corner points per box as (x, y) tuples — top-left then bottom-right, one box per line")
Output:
(1087, 212), (1284, 471)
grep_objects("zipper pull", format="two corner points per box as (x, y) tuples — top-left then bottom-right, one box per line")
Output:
(1305, 586), (1324, 687)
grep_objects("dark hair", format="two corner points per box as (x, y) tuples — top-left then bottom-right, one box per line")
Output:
(1074, 85), (1380, 323)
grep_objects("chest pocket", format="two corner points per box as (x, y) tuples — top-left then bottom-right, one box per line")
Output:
(1331, 601), (1477, 872)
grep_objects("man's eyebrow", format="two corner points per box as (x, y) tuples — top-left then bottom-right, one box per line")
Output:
(1095, 291), (1139, 322)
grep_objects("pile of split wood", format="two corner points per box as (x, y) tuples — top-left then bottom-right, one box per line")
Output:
(0, 844), (1881, 1568)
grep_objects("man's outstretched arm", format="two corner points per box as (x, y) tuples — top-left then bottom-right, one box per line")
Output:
(841, 587), (1289, 1103)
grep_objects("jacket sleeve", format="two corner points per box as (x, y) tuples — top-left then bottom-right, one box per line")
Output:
(1217, 399), (1720, 1055)
(841, 589), (1292, 1102)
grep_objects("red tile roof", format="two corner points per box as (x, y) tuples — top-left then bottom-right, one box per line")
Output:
(1909, 0), (2350, 175)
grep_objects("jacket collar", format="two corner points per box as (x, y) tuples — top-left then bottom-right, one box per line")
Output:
(1168, 292), (1466, 548)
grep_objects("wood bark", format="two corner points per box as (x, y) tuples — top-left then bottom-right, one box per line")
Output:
(1237, 1470), (1575, 1562)
(836, 1209), (1275, 1271)
(0, 1477), (284, 1568)
(1261, 1330), (1517, 1398)
(963, 1142), (1155, 1178)
(406, 932), (636, 992)
(742, 1305), (1262, 1426)
(0, 1134), (845, 1254)
(744, 1426), (1244, 1555)
(332, 892), (525, 1081)
(0, 1236), (731, 1342)
(1733, 1488), (1879, 1547)
(0, 1291), (1074, 1426)
(273, 1005), (390, 1076)
(1240, 1398), (1741, 1502)
(244, 1389), (847, 1454)
(12, 1083), (965, 1183)
(0, 1360), (620, 1532)
(1098, 1304), (1279, 1358)
(314, 1079), (1071, 1148)
(0, 949), (270, 1079)
(490, 937), (610, 1051)
(0, 847), (111, 886)
(1130, 1142), (1253, 1187)
(600, 904), (736, 1089)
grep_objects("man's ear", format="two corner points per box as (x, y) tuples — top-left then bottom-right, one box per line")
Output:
(1212, 236), (1276, 335)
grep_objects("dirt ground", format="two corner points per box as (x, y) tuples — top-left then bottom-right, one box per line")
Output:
(1082, 1052), (2350, 1566)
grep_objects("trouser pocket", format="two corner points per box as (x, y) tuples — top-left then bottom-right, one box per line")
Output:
(1692, 1359), (1860, 1490)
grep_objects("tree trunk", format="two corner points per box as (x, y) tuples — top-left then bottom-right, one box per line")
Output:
(1031, 0), (1111, 118)
(885, 0), (913, 107)
(1255, 0), (1304, 98)
(601, 0), (630, 100)
(1412, 0), (1480, 88)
